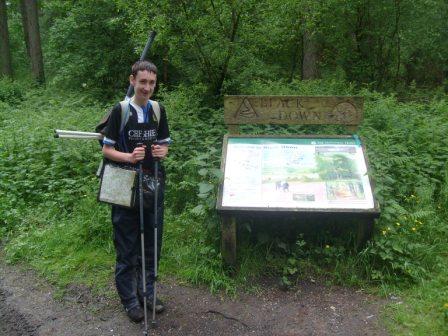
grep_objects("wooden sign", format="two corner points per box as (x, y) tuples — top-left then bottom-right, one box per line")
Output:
(224, 96), (363, 126)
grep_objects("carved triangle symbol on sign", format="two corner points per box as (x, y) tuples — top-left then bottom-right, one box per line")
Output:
(234, 98), (258, 119)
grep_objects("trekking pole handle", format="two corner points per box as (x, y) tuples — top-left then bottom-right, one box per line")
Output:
(151, 139), (171, 162)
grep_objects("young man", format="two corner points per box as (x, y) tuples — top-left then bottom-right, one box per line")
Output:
(102, 60), (170, 322)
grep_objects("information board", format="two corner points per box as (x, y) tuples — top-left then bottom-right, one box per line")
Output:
(217, 135), (379, 213)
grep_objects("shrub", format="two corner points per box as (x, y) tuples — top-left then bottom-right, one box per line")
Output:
(0, 78), (23, 104)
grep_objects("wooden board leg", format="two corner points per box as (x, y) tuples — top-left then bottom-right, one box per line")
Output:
(356, 218), (374, 250)
(221, 216), (237, 266)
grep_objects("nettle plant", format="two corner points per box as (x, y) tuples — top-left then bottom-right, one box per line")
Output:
(359, 95), (448, 283)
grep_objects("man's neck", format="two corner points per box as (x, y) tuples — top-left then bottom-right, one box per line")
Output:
(132, 96), (148, 107)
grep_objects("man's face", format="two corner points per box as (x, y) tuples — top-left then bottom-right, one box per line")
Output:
(130, 70), (157, 102)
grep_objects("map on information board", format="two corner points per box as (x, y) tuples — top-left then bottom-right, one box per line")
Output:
(219, 136), (375, 210)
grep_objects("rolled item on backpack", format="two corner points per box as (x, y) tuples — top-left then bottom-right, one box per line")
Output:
(54, 129), (104, 139)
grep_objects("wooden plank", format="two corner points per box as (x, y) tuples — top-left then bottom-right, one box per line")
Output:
(227, 124), (240, 134)
(221, 216), (237, 266)
(345, 125), (358, 133)
(356, 218), (374, 250)
(224, 95), (363, 126)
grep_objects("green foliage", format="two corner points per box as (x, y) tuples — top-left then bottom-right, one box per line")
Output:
(5, 0), (448, 94)
(0, 77), (23, 104)
(359, 92), (448, 283)
(0, 85), (112, 288)
(159, 84), (226, 214)
(4, 197), (114, 290)
(3, 2), (31, 79)
(384, 272), (448, 336)
(41, 1), (137, 97)
(161, 209), (236, 295)
(154, 85), (233, 293)
(92, 0), (448, 92)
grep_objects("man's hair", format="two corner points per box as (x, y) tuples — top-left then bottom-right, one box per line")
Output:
(131, 60), (158, 77)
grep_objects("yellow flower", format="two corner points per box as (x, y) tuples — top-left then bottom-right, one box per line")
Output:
(412, 227), (416, 231)
(387, 227), (391, 231)
(325, 245), (330, 249)
(382, 230), (387, 235)
(396, 222), (401, 227)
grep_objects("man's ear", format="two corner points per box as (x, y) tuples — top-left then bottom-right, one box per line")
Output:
(129, 74), (135, 85)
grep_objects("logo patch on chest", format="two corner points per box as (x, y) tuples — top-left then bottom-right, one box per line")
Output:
(128, 129), (157, 141)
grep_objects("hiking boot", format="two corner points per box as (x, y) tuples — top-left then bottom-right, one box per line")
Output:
(140, 297), (165, 314)
(126, 306), (144, 323)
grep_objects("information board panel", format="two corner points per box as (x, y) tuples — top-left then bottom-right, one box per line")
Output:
(217, 135), (379, 213)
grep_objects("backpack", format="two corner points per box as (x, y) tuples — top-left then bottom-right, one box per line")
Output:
(95, 99), (161, 177)
(95, 99), (161, 140)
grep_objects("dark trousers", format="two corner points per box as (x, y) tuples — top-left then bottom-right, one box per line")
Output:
(111, 187), (164, 310)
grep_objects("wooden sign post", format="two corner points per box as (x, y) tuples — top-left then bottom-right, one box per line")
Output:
(218, 95), (378, 266)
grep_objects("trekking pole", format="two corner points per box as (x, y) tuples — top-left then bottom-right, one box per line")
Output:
(137, 143), (149, 336)
(151, 152), (160, 329)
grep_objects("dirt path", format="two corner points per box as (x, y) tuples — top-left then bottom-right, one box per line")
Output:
(0, 260), (389, 336)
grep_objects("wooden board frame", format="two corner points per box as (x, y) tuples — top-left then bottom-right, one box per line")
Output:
(217, 134), (380, 217)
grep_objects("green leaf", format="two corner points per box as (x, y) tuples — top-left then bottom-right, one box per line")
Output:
(198, 168), (208, 176)
(211, 169), (223, 179)
(191, 204), (204, 215)
(198, 182), (214, 194)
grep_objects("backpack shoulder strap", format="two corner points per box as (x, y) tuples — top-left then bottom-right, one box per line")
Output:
(119, 100), (131, 133)
(149, 99), (160, 126)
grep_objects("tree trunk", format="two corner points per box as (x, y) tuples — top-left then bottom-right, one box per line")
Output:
(20, 0), (44, 84)
(0, 0), (13, 77)
(302, 30), (318, 80)
(289, 28), (302, 82)
(394, 0), (401, 86)
(163, 48), (169, 83)
(214, 8), (241, 96)
(19, 0), (31, 59)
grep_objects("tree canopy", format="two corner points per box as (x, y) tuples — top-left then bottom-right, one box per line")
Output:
(2, 0), (447, 95)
